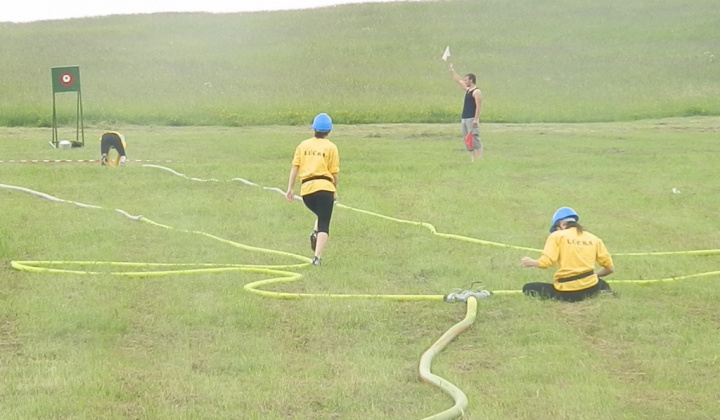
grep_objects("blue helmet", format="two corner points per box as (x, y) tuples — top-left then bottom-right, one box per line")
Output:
(550, 207), (579, 232)
(312, 113), (333, 132)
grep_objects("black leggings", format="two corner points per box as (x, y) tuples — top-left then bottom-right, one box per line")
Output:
(523, 279), (611, 302)
(101, 133), (126, 156)
(302, 191), (335, 234)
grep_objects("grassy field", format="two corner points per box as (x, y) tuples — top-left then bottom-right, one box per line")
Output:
(1, 0), (719, 127)
(2, 0), (719, 418)
(1, 118), (719, 419)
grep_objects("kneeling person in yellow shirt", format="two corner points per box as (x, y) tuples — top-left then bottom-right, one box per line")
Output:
(521, 207), (615, 302)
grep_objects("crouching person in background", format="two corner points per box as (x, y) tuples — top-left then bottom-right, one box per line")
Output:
(101, 131), (127, 167)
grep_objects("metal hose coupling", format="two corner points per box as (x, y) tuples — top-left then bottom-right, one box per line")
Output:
(443, 282), (492, 303)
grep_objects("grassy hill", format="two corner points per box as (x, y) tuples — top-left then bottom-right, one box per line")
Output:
(0, 0), (719, 126)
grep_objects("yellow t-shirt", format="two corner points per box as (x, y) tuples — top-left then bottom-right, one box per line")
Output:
(537, 227), (614, 292)
(292, 137), (339, 196)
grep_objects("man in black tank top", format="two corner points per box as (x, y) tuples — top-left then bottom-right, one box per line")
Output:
(449, 63), (483, 161)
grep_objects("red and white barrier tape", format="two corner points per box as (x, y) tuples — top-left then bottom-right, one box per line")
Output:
(0, 159), (177, 164)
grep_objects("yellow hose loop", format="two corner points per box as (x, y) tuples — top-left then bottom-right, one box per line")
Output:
(151, 167), (720, 263)
(136, 216), (311, 263)
(335, 203), (543, 253)
(10, 260), (306, 278)
(243, 275), (445, 301)
(5, 170), (719, 420)
(615, 249), (720, 256)
(5, 170), (720, 290)
(219, 173), (720, 286)
(607, 270), (720, 285)
(418, 296), (478, 420)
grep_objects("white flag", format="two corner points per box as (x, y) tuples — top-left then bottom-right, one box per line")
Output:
(442, 46), (451, 62)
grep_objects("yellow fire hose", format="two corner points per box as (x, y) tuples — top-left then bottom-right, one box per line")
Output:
(3, 167), (719, 420)
(418, 296), (478, 420)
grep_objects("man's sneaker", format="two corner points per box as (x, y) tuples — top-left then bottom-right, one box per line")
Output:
(101, 154), (107, 166)
(311, 257), (322, 266)
(310, 230), (318, 251)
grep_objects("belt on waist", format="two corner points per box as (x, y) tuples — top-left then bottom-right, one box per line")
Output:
(557, 270), (595, 283)
(301, 175), (334, 184)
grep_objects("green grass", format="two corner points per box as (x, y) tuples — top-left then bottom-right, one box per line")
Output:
(1, 118), (719, 419)
(1, 0), (719, 126)
(2, 1), (719, 418)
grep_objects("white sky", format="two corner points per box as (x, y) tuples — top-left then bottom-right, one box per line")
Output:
(1, 0), (421, 23)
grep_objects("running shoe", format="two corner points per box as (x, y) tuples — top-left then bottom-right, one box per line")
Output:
(310, 230), (318, 251)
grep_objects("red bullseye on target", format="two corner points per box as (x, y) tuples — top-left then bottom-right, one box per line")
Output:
(59, 72), (74, 87)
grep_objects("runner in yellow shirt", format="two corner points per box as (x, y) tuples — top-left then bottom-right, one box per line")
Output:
(520, 207), (615, 302)
(285, 113), (340, 266)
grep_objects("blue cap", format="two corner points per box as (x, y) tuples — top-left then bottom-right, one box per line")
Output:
(549, 207), (579, 232)
(312, 113), (333, 131)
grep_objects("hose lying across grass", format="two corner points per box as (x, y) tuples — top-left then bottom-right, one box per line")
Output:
(418, 296), (478, 420)
(3, 166), (719, 420)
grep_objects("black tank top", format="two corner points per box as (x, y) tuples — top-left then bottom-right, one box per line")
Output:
(462, 88), (477, 119)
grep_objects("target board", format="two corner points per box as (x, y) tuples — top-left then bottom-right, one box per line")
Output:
(51, 66), (81, 92)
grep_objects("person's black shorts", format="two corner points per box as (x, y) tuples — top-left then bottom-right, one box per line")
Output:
(101, 133), (126, 156)
(522, 279), (611, 302)
(302, 190), (335, 234)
